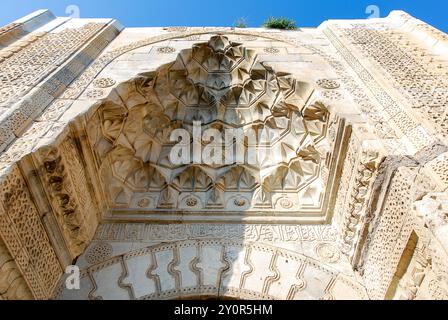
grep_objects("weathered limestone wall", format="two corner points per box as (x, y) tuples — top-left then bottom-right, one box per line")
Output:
(0, 9), (446, 300)
(320, 11), (448, 299)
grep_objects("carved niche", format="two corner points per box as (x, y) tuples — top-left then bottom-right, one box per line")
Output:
(85, 35), (350, 223)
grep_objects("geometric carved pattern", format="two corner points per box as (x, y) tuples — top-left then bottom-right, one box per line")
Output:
(315, 243), (341, 263)
(360, 167), (418, 300)
(425, 152), (448, 190)
(86, 36), (343, 222)
(93, 78), (116, 89)
(35, 136), (99, 258)
(85, 242), (113, 265)
(0, 23), (104, 106)
(1, 9), (448, 300)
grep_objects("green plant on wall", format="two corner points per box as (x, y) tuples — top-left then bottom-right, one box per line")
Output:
(263, 17), (297, 30)
(235, 17), (248, 28)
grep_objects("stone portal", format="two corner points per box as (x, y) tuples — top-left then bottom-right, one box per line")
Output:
(0, 10), (447, 300)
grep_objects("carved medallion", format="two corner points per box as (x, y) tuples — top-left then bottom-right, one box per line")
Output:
(315, 243), (341, 263)
(239, 35), (257, 41)
(185, 197), (198, 207)
(234, 198), (247, 207)
(429, 279), (448, 300)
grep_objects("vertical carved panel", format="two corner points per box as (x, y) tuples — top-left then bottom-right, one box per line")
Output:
(0, 23), (105, 107)
(34, 134), (99, 259)
(337, 25), (448, 141)
(0, 166), (62, 299)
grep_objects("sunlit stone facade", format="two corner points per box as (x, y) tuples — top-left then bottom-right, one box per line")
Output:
(0, 9), (447, 300)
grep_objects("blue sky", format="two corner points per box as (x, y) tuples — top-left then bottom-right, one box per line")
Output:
(1, 0), (447, 32)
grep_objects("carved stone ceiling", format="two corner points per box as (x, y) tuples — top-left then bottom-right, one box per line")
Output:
(85, 35), (347, 223)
